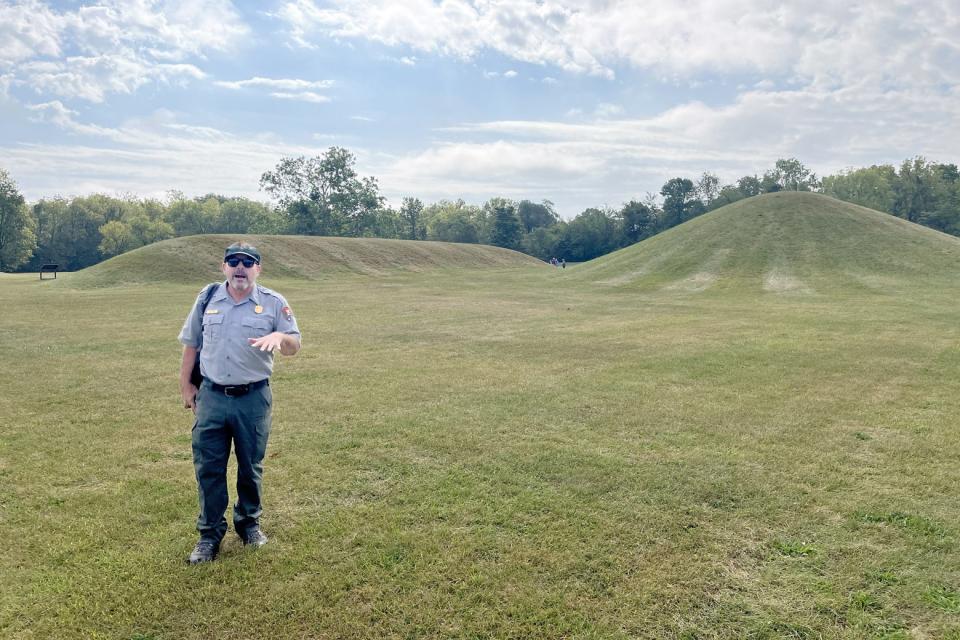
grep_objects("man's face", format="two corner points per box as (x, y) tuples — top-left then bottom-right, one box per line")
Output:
(222, 254), (261, 292)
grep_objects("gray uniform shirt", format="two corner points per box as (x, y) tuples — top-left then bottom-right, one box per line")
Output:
(179, 282), (301, 385)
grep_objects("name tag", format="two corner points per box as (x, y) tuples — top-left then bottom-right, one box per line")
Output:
(205, 309), (220, 314)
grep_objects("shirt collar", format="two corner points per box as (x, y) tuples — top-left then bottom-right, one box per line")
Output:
(217, 281), (262, 305)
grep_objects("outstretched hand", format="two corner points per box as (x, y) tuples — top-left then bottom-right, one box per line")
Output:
(249, 331), (285, 353)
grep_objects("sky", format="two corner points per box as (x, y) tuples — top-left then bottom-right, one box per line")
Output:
(2, 1), (959, 219)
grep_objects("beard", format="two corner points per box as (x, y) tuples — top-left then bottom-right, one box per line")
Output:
(229, 273), (255, 291)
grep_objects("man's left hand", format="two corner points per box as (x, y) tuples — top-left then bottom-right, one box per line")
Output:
(249, 331), (285, 352)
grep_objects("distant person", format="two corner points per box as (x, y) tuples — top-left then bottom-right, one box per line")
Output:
(178, 241), (301, 564)
(561, 258), (566, 269)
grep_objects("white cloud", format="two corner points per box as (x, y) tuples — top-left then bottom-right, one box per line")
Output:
(62, 0), (248, 61)
(21, 55), (204, 102)
(270, 91), (331, 103)
(6, 106), (326, 201)
(483, 69), (519, 80)
(0, 0), (63, 65)
(3, 0), (248, 103)
(369, 78), (960, 217)
(215, 76), (334, 103)
(215, 77), (334, 91)
(6, 1), (959, 220)
(27, 100), (125, 139)
(11, 73), (960, 217)
(275, 0), (960, 89)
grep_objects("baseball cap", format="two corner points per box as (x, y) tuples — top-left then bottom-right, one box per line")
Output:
(224, 242), (261, 263)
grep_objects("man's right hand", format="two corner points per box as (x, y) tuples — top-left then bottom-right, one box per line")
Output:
(180, 346), (200, 413)
(182, 384), (198, 413)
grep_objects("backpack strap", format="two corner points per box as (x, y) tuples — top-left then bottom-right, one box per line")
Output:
(198, 282), (219, 316)
(195, 282), (220, 351)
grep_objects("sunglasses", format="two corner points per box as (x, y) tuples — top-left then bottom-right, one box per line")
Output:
(225, 256), (258, 268)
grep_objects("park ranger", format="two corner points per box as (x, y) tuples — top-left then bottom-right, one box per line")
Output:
(178, 241), (301, 564)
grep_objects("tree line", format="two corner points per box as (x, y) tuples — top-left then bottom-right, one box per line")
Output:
(1, 151), (958, 272)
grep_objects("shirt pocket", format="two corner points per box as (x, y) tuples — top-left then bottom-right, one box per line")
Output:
(242, 317), (273, 340)
(201, 314), (224, 342)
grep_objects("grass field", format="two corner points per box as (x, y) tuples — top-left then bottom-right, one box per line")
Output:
(3, 193), (960, 639)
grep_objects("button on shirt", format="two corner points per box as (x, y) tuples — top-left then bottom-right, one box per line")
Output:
(179, 282), (301, 385)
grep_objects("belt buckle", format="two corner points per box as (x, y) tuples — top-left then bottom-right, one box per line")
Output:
(224, 384), (248, 397)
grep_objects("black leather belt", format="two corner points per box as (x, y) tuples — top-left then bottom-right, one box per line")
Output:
(204, 378), (269, 397)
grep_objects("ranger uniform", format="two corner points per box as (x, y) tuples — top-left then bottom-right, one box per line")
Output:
(178, 242), (301, 564)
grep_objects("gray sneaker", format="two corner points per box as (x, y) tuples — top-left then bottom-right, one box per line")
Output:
(241, 527), (268, 548)
(187, 538), (220, 564)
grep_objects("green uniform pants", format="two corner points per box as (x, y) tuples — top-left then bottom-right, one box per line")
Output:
(192, 380), (272, 542)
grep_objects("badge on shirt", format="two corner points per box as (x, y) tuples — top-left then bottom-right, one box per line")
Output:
(204, 309), (219, 314)
(281, 306), (293, 320)
(254, 305), (264, 314)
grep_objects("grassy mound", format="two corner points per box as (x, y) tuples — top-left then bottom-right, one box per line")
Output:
(8, 194), (960, 637)
(70, 234), (545, 287)
(574, 192), (960, 296)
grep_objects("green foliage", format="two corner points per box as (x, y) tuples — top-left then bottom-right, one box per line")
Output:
(7, 150), (960, 274)
(660, 177), (698, 228)
(772, 158), (820, 191)
(98, 220), (135, 258)
(399, 197), (425, 240)
(617, 200), (657, 245)
(165, 196), (211, 236)
(24, 197), (67, 271)
(425, 200), (483, 244)
(516, 199), (559, 233)
(563, 207), (620, 261)
(259, 146), (385, 236)
(695, 171), (721, 204)
(216, 197), (279, 234)
(522, 223), (566, 260)
(363, 206), (404, 239)
(485, 198), (523, 250)
(60, 195), (115, 269)
(822, 165), (896, 213)
(0, 169), (36, 271)
(738, 175), (762, 197)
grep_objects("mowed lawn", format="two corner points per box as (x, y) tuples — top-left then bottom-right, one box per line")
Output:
(2, 263), (960, 639)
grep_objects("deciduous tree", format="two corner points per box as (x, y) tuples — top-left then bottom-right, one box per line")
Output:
(660, 177), (697, 228)
(516, 200), (559, 233)
(618, 200), (657, 245)
(400, 197), (425, 240)
(0, 169), (36, 271)
(260, 147), (384, 236)
(425, 200), (482, 244)
(773, 158), (819, 191)
(486, 198), (522, 250)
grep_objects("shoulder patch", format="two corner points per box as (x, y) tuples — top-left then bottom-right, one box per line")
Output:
(281, 306), (293, 320)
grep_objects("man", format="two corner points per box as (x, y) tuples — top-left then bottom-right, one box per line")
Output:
(178, 242), (301, 564)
